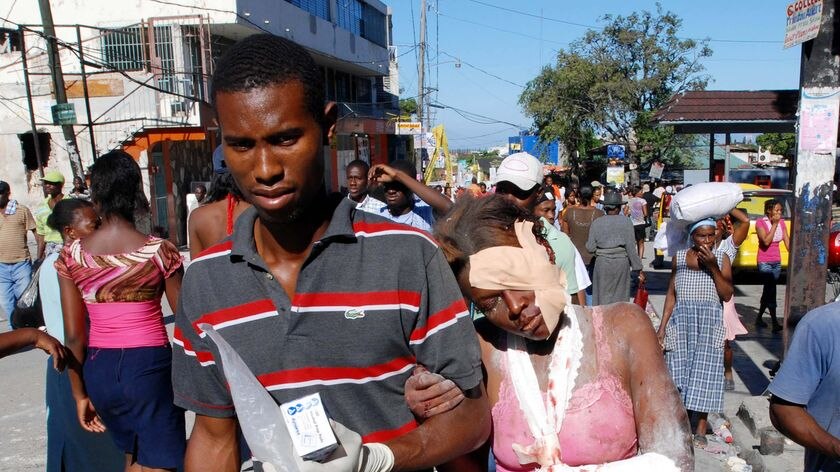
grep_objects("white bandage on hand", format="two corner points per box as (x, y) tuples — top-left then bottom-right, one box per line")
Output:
(357, 443), (394, 472)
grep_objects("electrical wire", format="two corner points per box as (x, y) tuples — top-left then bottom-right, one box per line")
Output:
(438, 12), (568, 45)
(433, 101), (527, 129)
(463, 0), (783, 45)
(439, 51), (525, 88)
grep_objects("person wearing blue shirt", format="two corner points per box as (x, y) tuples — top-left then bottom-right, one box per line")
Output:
(768, 302), (840, 472)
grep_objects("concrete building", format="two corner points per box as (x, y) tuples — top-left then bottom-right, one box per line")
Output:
(0, 0), (402, 245)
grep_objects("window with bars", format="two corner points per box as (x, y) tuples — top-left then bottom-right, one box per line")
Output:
(101, 27), (147, 71)
(285, 0), (330, 21)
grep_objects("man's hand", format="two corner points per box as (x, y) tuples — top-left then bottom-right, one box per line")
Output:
(404, 366), (465, 419)
(34, 330), (66, 371)
(369, 164), (400, 184)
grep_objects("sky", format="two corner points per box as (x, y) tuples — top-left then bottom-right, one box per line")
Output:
(385, 0), (802, 150)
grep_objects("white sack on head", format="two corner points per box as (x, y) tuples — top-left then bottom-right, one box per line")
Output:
(670, 182), (743, 222)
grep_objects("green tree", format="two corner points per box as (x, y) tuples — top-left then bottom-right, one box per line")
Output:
(519, 3), (712, 179)
(399, 98), (418, 120)
(756, 133), (796, 157)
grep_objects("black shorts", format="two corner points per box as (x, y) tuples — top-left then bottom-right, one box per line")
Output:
(633, 224), (647, 242)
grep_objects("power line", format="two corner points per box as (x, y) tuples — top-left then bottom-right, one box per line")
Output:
(432, 101), (527, 129)
(450, 127), (519, 140)
(465, 0), (595, 29)
(438, 12), (568, 45)
(464, 0), (783, 45)
(440, 51), (525, 88)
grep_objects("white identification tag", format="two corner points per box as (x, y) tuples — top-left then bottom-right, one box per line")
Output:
(280, 393), (338, 462)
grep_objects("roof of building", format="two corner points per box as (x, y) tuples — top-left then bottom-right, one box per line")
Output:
(651, 90), (799, 133)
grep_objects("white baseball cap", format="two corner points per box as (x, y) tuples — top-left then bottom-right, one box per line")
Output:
(496, 152), (543, 192)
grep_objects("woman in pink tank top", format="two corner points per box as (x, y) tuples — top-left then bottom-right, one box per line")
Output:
(754, 199), (789, 332)
(407, 196), (693, 471)
(58, 151), (186, 471)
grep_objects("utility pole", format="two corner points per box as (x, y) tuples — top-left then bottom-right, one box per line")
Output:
(38, 0), (84, 180)
(784, 0), (839, 345)
(417, 0), (426, 131)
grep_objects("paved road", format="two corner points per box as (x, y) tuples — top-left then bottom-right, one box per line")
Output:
(0, 242), (828, 470)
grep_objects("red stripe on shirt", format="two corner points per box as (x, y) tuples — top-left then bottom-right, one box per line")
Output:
(193, 299), (277, 332)
(257, 355), (416, 386)
(362, 419), (418, 444)
(194, 240), (233, 260)
(173, 327), (215, 363)
(292, 290), (422, 308)
(409, 299), (468, 342)
(352, 221), (434, 240)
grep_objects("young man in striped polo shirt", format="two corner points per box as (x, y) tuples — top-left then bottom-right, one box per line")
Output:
(172, 34), (489, 472)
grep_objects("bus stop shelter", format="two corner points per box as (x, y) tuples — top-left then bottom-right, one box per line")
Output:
(651, 90), (798, 182)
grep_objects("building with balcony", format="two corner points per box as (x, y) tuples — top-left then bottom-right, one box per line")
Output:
(0, 0), (403, 245)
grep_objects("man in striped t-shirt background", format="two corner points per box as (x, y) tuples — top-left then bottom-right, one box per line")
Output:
(172, 34), (489, 472)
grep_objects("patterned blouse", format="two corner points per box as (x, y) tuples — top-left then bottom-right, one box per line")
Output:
(56, 236), (183, 304)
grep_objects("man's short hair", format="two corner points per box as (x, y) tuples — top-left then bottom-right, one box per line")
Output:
(212, 34), (326, 125)
(346, 159), (370, 175)
(0, 180), (9, 194)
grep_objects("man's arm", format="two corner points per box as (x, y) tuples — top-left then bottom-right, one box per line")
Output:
(370, 164), (453, 215)
(386, 385), (489, 470)
(770, 396), (840, 460)
(0, 328), (65, 370)
(185, 415), (240, 472)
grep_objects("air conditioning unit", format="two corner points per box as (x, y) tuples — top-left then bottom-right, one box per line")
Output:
(757, 147), (772, 163)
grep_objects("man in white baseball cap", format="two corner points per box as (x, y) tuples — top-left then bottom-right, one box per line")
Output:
(494, 152), (544, 210)
(494, 152), (588, 305)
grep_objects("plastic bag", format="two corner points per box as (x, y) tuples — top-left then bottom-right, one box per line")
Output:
(670, 182), (743, 222)
(11, 264), (44, 329)
(653, 221), (670, 255)
(199, 324), (300, 472)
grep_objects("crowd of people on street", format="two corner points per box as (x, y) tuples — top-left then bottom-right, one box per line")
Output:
(0, 32), (838, 472)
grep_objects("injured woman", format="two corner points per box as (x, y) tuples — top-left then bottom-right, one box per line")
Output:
(408, 195), (694, 471)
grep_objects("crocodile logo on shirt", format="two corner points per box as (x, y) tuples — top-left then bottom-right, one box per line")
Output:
(344, 308), (366, 320)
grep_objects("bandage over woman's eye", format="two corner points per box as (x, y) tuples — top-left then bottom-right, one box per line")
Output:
(468, 221), (568, 337)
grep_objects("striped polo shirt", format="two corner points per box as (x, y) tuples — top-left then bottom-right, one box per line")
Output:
(172, 196), (482, 446)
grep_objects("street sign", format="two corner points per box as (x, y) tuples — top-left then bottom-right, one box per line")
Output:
(606, 144), (626, 159)
(784, 0), (823, 49)
(51, 103), (77, 125)
(395, 122), (422, 135)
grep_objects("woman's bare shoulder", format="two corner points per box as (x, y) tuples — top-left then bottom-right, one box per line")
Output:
(598, 303), (658, 347)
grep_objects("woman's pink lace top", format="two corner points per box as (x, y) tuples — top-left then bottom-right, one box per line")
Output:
(492, 307), (638, 470)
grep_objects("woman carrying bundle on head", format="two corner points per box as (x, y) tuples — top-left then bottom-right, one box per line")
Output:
(657, 218), (734, 449)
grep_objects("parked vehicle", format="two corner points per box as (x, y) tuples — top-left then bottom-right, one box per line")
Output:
(651, 184), (793, 271)
(731, 186), (793, 272)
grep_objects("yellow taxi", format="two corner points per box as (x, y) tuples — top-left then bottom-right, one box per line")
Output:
(731, 184), (793, 271)
(651, 183), (793, 271)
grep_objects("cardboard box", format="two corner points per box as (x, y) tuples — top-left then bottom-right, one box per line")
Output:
(280, 393), (338, 462)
